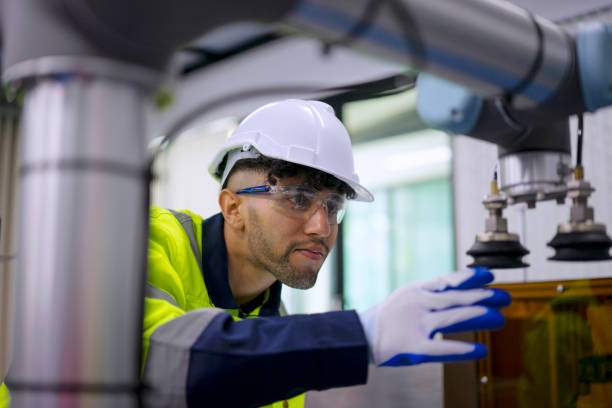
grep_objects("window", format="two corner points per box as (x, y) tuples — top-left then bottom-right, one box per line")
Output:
(341, 92), (455, 312)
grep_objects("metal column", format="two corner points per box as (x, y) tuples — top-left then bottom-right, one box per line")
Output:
(6, 58), (157, 407)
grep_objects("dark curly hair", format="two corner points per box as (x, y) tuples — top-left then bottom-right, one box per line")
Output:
(218, 154), (356, 199)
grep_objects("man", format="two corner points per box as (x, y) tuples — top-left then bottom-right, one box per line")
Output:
(142, 99), (510, 407)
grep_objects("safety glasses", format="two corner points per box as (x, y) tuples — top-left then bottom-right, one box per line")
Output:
(235, 184), (346, 225)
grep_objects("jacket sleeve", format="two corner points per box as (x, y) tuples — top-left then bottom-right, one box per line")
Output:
(143, 213), (369, 408)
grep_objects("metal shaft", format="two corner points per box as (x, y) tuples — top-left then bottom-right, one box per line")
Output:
(288, 0), (572, 106)
(7, 63), (152, 407)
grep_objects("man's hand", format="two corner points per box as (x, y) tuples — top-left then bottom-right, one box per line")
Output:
(358, 267), (510, 366)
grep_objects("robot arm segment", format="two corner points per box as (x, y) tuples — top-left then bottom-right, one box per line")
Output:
(416, 22), (612, 146)
(287, 0), (572, 107)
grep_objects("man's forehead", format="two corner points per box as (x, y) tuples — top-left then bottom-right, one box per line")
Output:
(227, 168), (340, 194)
(225, 169), (266, 189)
(279, 177), (341, 195)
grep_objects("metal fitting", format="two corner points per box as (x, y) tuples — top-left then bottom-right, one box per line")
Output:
(482, 194), (509, 234)
(564, 179), (597, 225)
(485, 216), (508, 233)
(566, 179), (595, 200)
(476, 231), (521, 243)
(569, 206), (594, 224)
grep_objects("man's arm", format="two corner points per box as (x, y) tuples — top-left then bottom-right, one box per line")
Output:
(143, 307), (368, 407)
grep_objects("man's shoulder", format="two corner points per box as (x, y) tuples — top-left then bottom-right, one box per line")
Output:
(150, 206), (205, 224)
(149, 206), (204, 242)
(149, 207), (219, 253)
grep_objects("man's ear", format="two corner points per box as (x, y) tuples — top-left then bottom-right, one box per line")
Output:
(219, 189), (244, 230)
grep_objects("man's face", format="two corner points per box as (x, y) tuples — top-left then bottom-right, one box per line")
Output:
(238, 172), (339, 289)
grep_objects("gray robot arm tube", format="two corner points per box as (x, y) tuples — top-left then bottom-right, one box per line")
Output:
(287, 0), (573, 107)
(288, 0), (612, 156)
(415, 22), (612, 148)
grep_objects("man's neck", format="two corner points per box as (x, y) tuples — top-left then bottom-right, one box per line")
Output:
(224, 226), (277, 308)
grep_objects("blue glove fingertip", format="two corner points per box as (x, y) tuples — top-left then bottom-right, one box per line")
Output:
(475, 288), (512, 308)
(430, 308), (505, 338)
(455, 267), (493, 290)
(380, 343), (489, 366)
(469, 343), (488, 360)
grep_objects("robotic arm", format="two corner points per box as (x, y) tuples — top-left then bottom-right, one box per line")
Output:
(287, 0), (612, 265)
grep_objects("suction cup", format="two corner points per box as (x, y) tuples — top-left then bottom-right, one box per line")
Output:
(467, 239), (530, 269)
(548, 230), (612, 261)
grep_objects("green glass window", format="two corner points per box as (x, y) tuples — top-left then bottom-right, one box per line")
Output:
(343, 178), (455, 311)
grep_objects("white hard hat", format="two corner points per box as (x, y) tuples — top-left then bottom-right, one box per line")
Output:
(208, 99), (374, 202)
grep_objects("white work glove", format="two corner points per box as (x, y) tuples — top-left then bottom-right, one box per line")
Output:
(358, 267), (510, 366)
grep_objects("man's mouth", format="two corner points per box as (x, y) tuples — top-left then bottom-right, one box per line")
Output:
(295, 247), (325, 260)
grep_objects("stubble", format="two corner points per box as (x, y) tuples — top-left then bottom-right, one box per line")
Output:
(246, 209), (321, 289)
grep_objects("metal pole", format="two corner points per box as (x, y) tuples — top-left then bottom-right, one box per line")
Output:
(0, 105), (20, 384)
(6, 57), (157, 407)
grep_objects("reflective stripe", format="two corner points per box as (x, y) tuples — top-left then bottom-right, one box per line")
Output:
(143, 308), (225, 397)
(169, 209), (203, 275)
(145, 282), (179, 308)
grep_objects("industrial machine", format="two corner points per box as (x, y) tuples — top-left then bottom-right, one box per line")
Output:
(1, 0), (611, 406)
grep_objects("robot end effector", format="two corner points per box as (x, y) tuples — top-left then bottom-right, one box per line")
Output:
(416, 23), (612, 266)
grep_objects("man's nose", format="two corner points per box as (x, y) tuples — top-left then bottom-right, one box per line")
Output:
(303, 204), (331, 237)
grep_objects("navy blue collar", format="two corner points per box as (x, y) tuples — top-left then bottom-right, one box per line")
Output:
(201, 213), (282, 316)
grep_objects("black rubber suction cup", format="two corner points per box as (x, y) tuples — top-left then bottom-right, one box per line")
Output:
(467, 240), (530, 269)
(547, 231), (612, 261)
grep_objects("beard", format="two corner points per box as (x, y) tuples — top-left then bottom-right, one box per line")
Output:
(246, 209), (326, 289)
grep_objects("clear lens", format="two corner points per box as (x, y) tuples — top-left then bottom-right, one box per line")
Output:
(325, 195), (345, 224)
(282, 190), (315, 212)
(335, 206), (346, 224)
(276, 187), (345, 224)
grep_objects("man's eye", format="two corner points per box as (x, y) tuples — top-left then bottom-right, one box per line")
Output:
(288, 193), (311, 210)
(326, 200), (339, 214)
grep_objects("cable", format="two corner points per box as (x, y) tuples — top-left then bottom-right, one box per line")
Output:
(312, 0), (425, 64)
(154, 73), (417, 159)
(576, 113), (584, 167)
(386, 0), (426, 63)
(488, 10), (545, 145)
(504, 11), (545, 100)
(156, 0), (430, 156)
(322, 0), (384, 54)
